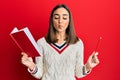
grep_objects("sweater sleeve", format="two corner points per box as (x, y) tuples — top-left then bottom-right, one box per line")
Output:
(75, 39), (85, 78)
(28, 38), (44, 79)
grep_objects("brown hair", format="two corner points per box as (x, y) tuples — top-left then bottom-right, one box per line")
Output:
(45, 4), (79, 44)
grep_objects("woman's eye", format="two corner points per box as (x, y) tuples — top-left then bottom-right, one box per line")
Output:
(54, 17), (59, 19)
(63, 17), (67, 20)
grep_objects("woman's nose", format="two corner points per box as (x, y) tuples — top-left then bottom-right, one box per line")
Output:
(58, 18), (62, 23)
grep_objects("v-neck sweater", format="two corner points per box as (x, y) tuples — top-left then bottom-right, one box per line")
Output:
(29, 37), (85, 80)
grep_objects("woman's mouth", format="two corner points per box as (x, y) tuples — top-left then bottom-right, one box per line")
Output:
(58, 25), (63, 29)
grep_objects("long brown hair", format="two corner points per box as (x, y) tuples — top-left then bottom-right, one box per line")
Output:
(45, 4), (79, 44)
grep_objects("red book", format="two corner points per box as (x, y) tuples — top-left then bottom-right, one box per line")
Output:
(10, 27), (41, 57)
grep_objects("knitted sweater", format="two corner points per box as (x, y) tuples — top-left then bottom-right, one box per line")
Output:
(28, 37), (86, 80)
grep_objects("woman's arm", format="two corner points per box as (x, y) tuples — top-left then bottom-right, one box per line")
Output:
(21, 52), (43, 79)
(21, 52), (36, 70)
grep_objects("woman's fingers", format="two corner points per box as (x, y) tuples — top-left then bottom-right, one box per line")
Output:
(92, 52), (99, 64)
(21, 52), (29, 61)
(21, 52), (28, 57)
(21, 52), (29, 64)
(21, 52), (34, 69)
(87, 51), (100, 69)
(95, 52), (98, 56)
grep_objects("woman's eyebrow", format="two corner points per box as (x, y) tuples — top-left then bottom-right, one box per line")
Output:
(53, 14), (59, 16)
(63, 14), (68, 16)
(53, 14), (68, 16)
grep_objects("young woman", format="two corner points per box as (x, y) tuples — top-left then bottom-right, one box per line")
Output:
(21, 4), (99, 80)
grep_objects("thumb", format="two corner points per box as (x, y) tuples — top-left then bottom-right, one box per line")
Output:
(93, 52), (99, 58)
(92, 51), (99, 58)
(21, 52), (28, 57)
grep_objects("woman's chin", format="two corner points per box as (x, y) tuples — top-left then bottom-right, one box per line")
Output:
(57, 29), (65, 33)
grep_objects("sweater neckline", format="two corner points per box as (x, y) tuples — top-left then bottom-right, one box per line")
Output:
(43, 37), (69, 54)
(49, 42), (69, 54)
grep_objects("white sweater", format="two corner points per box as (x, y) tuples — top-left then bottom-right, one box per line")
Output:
(28, 37), (86, 80)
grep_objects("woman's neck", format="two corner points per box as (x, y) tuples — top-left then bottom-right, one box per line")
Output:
(56, 31), (66, 44)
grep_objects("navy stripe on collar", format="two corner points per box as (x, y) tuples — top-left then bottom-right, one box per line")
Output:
(52, 42), (67, 49)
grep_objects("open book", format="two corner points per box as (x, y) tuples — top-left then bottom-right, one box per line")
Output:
(10, 27), (41, 57)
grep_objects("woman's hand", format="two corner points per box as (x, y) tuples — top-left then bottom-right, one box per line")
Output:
(21, 52), (35, 70)
(85, 51), (100, 72)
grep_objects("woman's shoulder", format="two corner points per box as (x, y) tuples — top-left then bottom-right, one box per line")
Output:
(74, 38), (84, 47)
(69, 38), (84, 50)
(76, 38), (83, 44)
(37, 37), (46, 44)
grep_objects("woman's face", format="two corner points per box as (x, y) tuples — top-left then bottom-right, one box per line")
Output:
(52, 8), (69, 33)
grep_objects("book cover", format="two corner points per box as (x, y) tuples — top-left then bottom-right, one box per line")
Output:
(10, 27), (41, 57)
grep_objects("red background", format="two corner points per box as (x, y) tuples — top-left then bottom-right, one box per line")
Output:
(0, 0), (120, 80)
